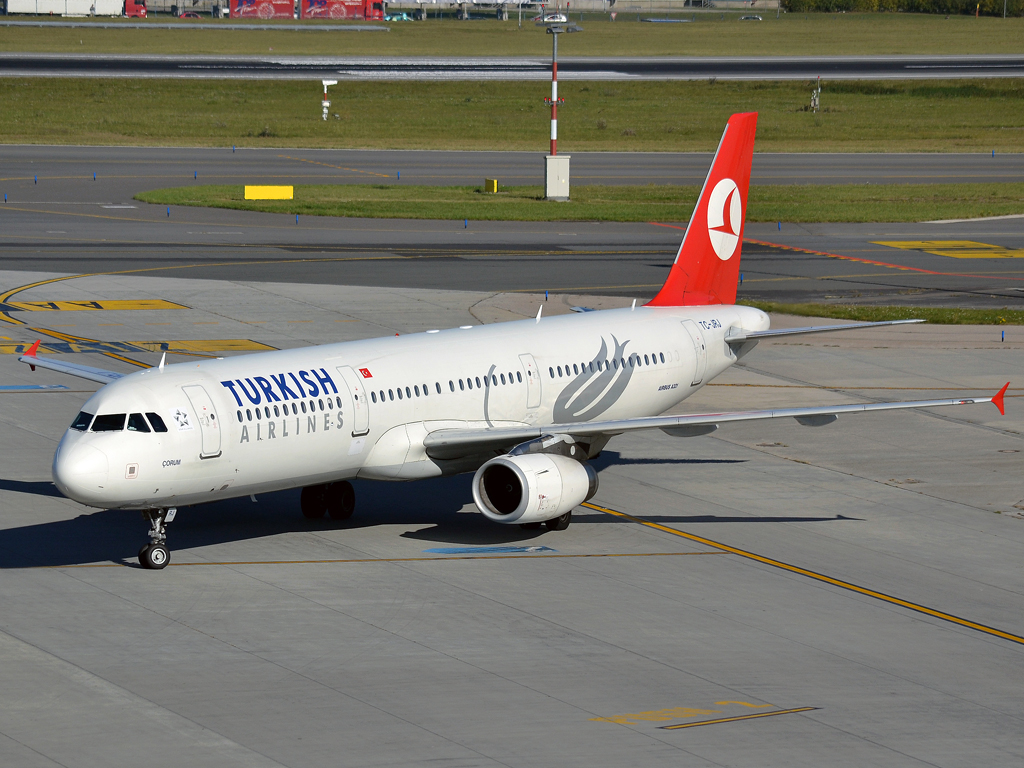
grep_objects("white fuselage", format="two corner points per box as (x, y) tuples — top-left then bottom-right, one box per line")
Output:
(52, 304), (769, 510)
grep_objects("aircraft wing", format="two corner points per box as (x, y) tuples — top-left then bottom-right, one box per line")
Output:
(423, 384), (1008, 460)
(18, 340), (125, 385)
(725, 318), (923, 344)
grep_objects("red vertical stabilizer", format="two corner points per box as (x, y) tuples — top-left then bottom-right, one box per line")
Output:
(647, 112), (758, 307)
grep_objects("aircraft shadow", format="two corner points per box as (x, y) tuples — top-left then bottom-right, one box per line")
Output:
(0, 469), (855, 567)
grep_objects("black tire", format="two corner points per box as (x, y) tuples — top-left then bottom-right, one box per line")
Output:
(519, 522), (542, 530)
(326, 481), (355, 521)
(301, 485), (328, 519)
(138, 543), (152, 563)
(143, 544), (170, 570)
(545, 511), (572, 531)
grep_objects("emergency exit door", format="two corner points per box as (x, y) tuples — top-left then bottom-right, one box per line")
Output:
(182, 384), (222, 458)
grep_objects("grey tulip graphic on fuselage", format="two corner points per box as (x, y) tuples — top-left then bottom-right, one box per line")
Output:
(553, 335), (634, 423)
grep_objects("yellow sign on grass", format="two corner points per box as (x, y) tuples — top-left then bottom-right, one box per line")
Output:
(245, 186), (294, 200)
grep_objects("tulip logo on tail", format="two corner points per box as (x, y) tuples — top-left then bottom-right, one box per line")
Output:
(707, 178), (742, 261)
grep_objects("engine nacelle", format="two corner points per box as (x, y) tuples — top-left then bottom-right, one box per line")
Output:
(472, 453), (598, 525)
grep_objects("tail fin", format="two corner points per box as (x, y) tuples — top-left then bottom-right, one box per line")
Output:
(647, 112), (758, 307)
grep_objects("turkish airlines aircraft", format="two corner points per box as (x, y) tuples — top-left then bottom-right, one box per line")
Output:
(20, 112), (1007, 570)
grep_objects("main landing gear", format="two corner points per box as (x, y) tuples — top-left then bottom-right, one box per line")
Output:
(301, 481), (355, 521)
(520, 510), (572, 532)
(138, 507), (175, 569)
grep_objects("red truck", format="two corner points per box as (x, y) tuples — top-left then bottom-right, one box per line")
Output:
(125, 0), (147, 16)
(299, 0), (384, 19)
(229, 0), (294, 18)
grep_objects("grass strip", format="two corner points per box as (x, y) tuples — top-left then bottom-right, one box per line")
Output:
(4, 78), (1024, 152)
(134, 183), (1024, 223)
(740, 301), (1024, 325)
(2, 15), (1023, 56)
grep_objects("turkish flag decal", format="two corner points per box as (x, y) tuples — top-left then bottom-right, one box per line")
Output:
(359, 368), (372, 378)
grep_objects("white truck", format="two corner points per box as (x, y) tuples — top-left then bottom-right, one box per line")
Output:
(5, 0), (126, 15)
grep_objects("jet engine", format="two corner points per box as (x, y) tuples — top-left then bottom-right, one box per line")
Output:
(472, 452), (598, 525)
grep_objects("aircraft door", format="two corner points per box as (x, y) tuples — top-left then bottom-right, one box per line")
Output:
(519, 353), (541, 408)
(680, 320), (708, 386)
(337, 366), (370, 437)
(181, 384), (222, 458)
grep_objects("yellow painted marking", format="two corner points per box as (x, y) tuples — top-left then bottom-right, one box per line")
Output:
(15, 551), (727, 570)
(6, 300), (187, 312)
(582, 502), (1024, 647)
(244, 185), (294, 200)
(590, 706), (722, 724)
(874, 240), (1024, 259)
(715, 701), (773, 708)
(662, 707), (819, 730)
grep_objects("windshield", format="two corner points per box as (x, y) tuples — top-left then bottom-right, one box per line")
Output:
(91, 414), (126, 432)
(70, 411), (94, 431)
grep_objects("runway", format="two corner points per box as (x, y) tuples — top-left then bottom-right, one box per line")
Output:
(4, 52), (1024, 80)
(4, 145), (1024, 187)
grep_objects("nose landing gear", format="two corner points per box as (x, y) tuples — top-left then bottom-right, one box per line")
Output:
(138, 507), (175, 569)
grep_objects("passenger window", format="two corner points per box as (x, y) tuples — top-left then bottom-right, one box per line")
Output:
(549, 367), (555, 378)
(660, 352), (665, 363)
(265, 406), (271, 418)
(475, 377), (481, 388)
(70, 411), (94, 431)
(127, 413), (151, 433)
(379, 390), (385, 403)
(459, 379), (465, 391)
(500, 373), (506, 385)
(91, 414), (126, 432)
(371, 391), (377, 403)
(273, 405), (279, 417)
(517, 372), (522, 383)
(436, 382), (442, 394)
(573, 364), (578, 375)
(388, 389), (395, 401)
(467, 378), (473, 390)
(256, 409), (262, 420)
(318, 398), (324, 411)
(414, 385), (420, 397)
(405, 387), (411, 399)
(449, 380), (455, 392)
(301, 401), (307, 413)
(557, 366), (562, 377)
(236, 410), (242, 423)
(246, 409), (252, 421)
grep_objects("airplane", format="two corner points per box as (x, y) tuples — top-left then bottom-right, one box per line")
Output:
(19, 112), (1008, 570)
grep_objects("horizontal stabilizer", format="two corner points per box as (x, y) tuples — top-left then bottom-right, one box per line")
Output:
(726, 318), (924, 344)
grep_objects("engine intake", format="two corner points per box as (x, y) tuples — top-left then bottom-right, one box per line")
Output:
(473, 453), (598, 525)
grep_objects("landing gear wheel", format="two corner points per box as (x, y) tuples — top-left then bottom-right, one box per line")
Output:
(138, 543), (152, 562)
(142, 543), (170, 570)
(301, 485), (328, 519)
(519, 522), (543, 530)
(326, 481), (355, 521)
(545, 511), (572, 531)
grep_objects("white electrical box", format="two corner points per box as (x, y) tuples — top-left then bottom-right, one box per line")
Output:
(545, 155), (570, 202)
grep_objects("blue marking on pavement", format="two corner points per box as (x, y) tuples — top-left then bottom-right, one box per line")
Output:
(424, 545), (557, 555)
(0, 384), (69, 391)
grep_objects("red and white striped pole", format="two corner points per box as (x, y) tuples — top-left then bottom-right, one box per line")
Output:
(550, 30), (558, 155)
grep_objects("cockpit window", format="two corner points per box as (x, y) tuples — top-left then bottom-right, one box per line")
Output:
(146, 412), (168, 433)
(91, 414), (126, 432)
(70, 411), (94, 431)
(127, 413), (151, 433)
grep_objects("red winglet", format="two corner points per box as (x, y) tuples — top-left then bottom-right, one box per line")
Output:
(992, 382), (1010, 416)
(25, 339), (40, 357)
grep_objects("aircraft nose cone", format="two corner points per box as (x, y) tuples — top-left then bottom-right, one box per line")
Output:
(53, 442), (110, 505)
